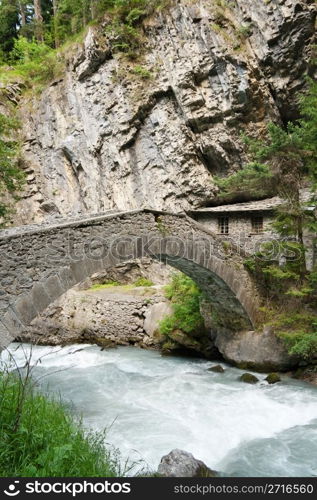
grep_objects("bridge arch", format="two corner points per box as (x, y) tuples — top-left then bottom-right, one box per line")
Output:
(0, 210), (260, 349)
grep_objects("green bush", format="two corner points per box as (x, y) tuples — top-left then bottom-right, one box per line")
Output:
(132, 65), (152, 78)
(2, 37), (63, 86)
(280, 330), (317, 360)
(159, 273), (204, 335)
(0, 371), (119, 477)
(215, 162), (276, 202)
(134, 277), (154, 287)
(260, 310), (317, 360)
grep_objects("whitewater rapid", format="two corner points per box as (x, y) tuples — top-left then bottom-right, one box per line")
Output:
(1, 343), (317, 476)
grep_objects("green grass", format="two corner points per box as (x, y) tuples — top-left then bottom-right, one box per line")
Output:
(134, 277), (154, 287)
(132, 65), (152, 79)
(0, 371), (120, 477)
(88, 278), (154, 291)
(89, 281), (121, 290)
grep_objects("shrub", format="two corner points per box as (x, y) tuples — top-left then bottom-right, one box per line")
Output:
(134, 277), (154, 287)
(159, 273), (204, 335)
(1, 37), (63, 87)
(280, 330), (317, 360)
(132, 65), (151, 78)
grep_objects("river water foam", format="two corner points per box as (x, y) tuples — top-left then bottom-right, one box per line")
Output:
(1, 343), (317, 476)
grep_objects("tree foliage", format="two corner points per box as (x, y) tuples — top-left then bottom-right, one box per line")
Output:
(0, 0), (20, 56)
(159, 273), (204, 336)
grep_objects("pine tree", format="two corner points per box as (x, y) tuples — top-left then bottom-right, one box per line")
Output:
(34, 0), (44, 41)
(0, 0), (20, 57)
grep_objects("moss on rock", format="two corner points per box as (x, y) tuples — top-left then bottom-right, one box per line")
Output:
(265, 372), (281, 384)
(239, 372), (259, 384)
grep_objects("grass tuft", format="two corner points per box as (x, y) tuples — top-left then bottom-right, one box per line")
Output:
(0, 366), (120, 477)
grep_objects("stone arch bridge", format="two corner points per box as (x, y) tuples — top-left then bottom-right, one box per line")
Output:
(0, 209), (261, 350)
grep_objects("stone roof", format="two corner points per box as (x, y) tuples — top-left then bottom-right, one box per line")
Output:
(191, 190), (313, 214)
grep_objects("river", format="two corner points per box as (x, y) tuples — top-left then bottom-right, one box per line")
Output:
(1, 343), (317, 477)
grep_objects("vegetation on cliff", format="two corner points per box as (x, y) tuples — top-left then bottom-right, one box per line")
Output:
(0, 1), (170, 53)
(217, 79), (317, 361)
(0, 368), (120, 476)
(0, 1), (171, 84)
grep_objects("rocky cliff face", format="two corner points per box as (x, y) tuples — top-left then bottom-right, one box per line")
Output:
(13, 0), (315, 224)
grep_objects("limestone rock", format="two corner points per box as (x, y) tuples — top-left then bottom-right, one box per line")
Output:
(158, 449), (218, 478)
(215, 327), (299, 372)
(144, 302), (173, 337)
(71, 27), (111, 81)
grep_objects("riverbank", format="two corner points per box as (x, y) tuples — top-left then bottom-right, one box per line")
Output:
(15, 281), (317, 387)
(0, 370), (120, 477)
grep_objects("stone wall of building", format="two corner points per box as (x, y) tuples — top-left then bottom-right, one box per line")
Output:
(193, 211), (317, 269)
(193, 212), (276, 255)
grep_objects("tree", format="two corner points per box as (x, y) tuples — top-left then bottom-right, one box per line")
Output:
(0, 0), (20, 57)
(18, 1), (27, 26)
(34, 0), (44, 41)
(52, 0), (59, 46)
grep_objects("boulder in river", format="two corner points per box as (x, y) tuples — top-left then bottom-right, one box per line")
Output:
(208, 365), (225, 373)
(239, 373), (259, 384)
(158, 449), (218, 477)
(215, 326), (298, 372)
(265, 373), (281, 384)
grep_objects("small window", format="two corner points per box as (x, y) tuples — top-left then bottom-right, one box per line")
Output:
(252, 216), (263, 234)
(218, 216), (229, 234)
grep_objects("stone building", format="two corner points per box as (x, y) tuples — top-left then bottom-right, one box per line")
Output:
(190, 191), (316, 268)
